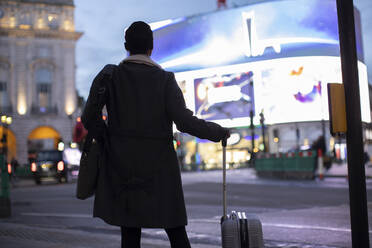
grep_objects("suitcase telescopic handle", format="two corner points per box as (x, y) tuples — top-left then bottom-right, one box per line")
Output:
(222, 138), (227, 147)
(222, 138), (227, 218)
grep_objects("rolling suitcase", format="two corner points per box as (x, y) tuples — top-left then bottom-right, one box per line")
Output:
(220, 139), (264, 248)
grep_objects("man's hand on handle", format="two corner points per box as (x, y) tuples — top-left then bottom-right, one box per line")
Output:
(222, 128), (230, 147)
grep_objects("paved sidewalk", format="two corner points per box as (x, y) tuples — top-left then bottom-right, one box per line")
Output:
(0, 222), (218, 248)
(0, 221), (344, 248)
(325, 162), (372, 178)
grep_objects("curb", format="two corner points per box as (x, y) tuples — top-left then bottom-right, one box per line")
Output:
(322, 174), (372, 179)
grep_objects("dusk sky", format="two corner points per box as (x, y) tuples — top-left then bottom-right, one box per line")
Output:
(74, 0), (372, 99)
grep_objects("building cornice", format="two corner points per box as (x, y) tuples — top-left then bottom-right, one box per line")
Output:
(0, 27), (82, 41)
(3, 0), (74, 7)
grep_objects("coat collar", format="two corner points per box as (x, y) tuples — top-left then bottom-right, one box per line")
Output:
(121, 54), (162, 69)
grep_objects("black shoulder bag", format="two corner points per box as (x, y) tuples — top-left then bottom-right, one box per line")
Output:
(76, 64), (115, 200)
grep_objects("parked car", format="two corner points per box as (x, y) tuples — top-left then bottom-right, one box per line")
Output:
(31, 149), (81, 184)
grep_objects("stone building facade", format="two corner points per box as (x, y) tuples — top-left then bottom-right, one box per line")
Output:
(0, 0), (82, 164)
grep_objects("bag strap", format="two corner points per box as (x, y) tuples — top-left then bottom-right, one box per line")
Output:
(83, 64), (117, 152)
(98, 64), (116, 144)
(97, 64), (117, 106)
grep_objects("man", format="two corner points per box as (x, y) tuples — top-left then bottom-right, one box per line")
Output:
(82, 21), (230, 248)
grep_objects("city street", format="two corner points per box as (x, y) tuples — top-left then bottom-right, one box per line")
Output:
(1, 0), (372, 247)
(1, 168), (372, 248)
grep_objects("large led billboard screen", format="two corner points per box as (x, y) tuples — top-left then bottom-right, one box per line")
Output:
(175, 56), (370, 126)
(151, 0), (369, 126)
(152, 0), (364, 72)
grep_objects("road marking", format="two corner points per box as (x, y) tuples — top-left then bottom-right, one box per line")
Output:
(189, 218), (220, 223)
(262, 223), (354, 233)
(22, 213), (91, 218)
(190, 218), (372, 234)
(21, 213), (372, 234)
(142, 229), (211, 239)
(263, 223), (372, 234)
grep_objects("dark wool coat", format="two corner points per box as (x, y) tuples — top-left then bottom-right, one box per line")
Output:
(82, 61), (227, 228)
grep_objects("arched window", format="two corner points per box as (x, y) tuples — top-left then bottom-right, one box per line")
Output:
(35, 67), (52, 113)
(47, 14), (59, 30)
(19, 11), (32, 26)
(0, 65), (10, 112)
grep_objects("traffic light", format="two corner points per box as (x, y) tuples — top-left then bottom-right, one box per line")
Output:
(273, 129), (279, 138)
(173, 139), (181, 150)
(296, 128), (300, 139)
(173, 132), (183, 150)
(259, 110), (266, 152)
(273, 129), (279, 143)
(259, 111), (265, 125)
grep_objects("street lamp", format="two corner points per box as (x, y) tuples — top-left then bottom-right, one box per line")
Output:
(6, 117), (12, 125)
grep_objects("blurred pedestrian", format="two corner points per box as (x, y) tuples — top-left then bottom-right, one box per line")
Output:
(82, 21), (230, 248)
(10, 158), (19, 180)
(73, 117), (88, 151)
(310, 135), (326, 155)
(310, 135), (326, 171)
(364, 151), (370, 166)
(10, 158), (19, 171)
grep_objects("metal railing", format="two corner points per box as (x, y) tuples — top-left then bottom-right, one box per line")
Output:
(30, 105), (58, 115)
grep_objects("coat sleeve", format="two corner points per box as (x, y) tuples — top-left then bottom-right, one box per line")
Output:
(81, 67), (109, 139)
(165, 72), (228, 142)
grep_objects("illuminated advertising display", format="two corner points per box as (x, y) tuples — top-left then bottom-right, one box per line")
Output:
(152, 0), (369, 126)
(152, 0), (363, 72)
(176, 56), (370, 125)
(194, 71), (254, 121)
(253, 57), (370, 124)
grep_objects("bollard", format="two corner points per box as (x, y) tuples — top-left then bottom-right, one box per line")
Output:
(0, 154), (11, 218)
(317, 149), (324, 180)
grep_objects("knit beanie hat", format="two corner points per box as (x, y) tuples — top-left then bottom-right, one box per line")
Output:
(125, 21), (153, 54)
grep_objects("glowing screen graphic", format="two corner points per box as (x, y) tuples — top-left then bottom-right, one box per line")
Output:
(254, 57), (369, 124)
(255, 58), (331, 124)
(194, 71), (254, 121)
(293, 81), (322, 103)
